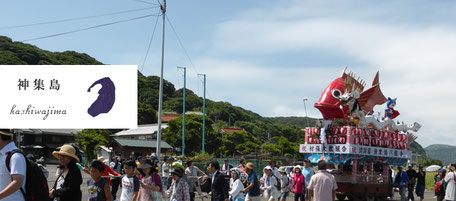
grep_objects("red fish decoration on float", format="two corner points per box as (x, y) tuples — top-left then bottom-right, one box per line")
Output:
(314, 67), (388, 119)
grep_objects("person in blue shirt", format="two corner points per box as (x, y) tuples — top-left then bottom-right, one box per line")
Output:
(242, 162), (261, 201)
(394, 166), (409, 201)
(302, 159), (314, 200)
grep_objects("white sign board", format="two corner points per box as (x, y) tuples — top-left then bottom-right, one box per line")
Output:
(0, 65), (137, 128)
(299, 144), (412, 159)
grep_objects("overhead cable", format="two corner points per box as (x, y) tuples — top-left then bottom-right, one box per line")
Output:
(140, 11), (161, 72)
(133, 0), (158, 5)
(165, 15), (200, 76)
(0, 7), (158, 30)
(21, 14), (158, 42)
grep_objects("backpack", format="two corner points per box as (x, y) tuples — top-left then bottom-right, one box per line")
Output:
(272, 175), (281, 191)
(6, 150), (50, 201)
(435, 181), (444, 194)
(284, 175), (294, 192)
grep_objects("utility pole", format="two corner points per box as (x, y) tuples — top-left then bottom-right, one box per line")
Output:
(156, 0), (166, 160)
(198, 74), (206, 152)
(178, 67), (186, 156)
(303, 98), (310, 128)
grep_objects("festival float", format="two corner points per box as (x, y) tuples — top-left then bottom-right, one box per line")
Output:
(299, 67), (421, 201)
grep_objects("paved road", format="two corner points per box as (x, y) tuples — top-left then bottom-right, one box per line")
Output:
(46, 164), (437, 201)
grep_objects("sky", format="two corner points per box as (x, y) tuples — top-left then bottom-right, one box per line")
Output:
(1, 0), (456, 148)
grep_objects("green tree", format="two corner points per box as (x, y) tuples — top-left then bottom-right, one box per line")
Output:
(220, 131), (261, 156)
(74, 129), (110, 164)
(162, 114), (221, 155)
(418, 158), (443, 167)
(138, 72), (176, 109)
(261, 143), (281, 156)
(138, 101), (157, 124)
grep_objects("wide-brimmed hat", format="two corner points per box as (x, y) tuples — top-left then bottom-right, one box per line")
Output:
(264, 166), (272, 171)
(246, 162), (255, 170)
(138, 159), (154, 169)
(278, 166), (287, 173)
(294, 165), (302, 170)
(52, 144), (80, 162)
(0, 129), (13, 137)
(170, 167), (184, 177)
(97, 156), (108, 163)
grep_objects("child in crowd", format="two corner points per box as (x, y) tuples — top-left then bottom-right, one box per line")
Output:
(137, 159), (163, 201)
(88, 160), (112, 201)
(121, 160), (140, 201)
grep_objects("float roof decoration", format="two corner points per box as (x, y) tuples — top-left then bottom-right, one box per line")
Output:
(314, 67), (387, 119)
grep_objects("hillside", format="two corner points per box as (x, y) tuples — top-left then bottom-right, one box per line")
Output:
(265, 116), (316, 128)
(1, 35), (429, 157)
(425, 144), (456, 165)
(0, 36), (101, 65)
(409, 141), (427, 159)
(0, 35), (312, 145)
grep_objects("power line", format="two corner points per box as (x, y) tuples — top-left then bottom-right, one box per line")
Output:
(165, 15), (200, 76)
(140, 10), (161, 73)
(0, 7), (158, 30)
(21, 14), (158, 42)
(132, 0), (159, 5)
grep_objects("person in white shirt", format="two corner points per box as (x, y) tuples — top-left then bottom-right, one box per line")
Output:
(444, 165), (456, 201)
(261, 166), (278, 201)
(221, 158), (233, 176)
(308, 161), (338, 201)
(162, 156), (171, 190)
(0, 129), (27, 201)
(263, 160), (280, 179)
(185, 160), (208, 201)
(229, 168), (245, 201)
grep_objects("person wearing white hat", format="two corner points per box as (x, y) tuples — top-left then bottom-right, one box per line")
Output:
(0, 129), (26, 201)
(261, 166), (278, 201)
(50, 144), (83, 201)
(277, 166), (290, 201)
(229, 168), (245, 201)
(293, 165), (305, 201)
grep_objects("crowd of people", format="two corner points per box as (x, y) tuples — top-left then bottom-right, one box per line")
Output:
(433, 164), (456, 201)
(0, 127), (336, 201)
(393, 165), (426, 201)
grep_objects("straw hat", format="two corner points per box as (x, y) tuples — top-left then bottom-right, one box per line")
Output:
(97, 156), (108, 163)
(52, 144), (80, 162)
(0, 129), (13, 137)
(278, 166), (287, 173)
(246, 162), (255, 170)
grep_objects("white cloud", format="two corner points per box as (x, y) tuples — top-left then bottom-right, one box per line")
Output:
(201, 1), (456, 147)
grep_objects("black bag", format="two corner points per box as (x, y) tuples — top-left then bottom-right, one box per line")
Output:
(272, 174), (282, 191)
(6, 150), (50, 201)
